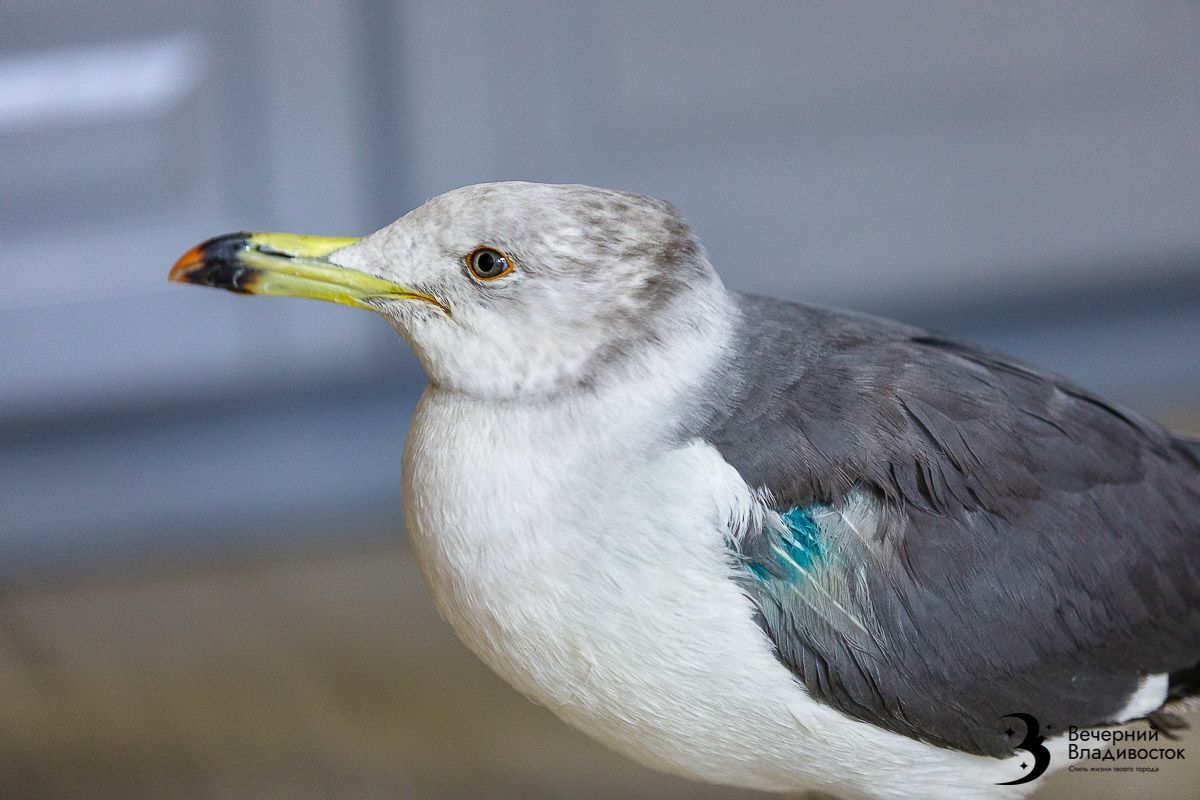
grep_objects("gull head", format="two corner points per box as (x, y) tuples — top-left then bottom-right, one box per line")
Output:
(171, 182), (724, 399)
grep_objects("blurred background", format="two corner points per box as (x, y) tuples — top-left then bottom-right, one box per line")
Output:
(1, 2), (1198, 798)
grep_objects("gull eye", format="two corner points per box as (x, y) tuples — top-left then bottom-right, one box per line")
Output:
(466, 246), (513, 281)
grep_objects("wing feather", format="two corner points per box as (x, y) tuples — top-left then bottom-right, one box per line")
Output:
(699, 294), (1200, 756)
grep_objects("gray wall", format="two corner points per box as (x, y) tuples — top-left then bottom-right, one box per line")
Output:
(2, 0), (1198, 573)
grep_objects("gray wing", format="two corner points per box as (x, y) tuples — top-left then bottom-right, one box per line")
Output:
(693, 293), (1200, 757)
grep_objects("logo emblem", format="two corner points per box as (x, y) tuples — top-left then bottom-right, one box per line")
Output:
(997, 713), (1051, 785)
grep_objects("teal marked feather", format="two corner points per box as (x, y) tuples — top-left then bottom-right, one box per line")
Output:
(744, 504), (825, 580)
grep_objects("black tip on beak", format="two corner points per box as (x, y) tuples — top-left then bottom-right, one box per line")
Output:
(169, 232), (259, 292)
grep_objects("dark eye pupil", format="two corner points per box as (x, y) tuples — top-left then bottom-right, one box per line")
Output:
(472, 249), (506, 278)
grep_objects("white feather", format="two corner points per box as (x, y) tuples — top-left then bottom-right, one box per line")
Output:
(400, 304), (1046, 800)
(1114, 674), (1169, 722)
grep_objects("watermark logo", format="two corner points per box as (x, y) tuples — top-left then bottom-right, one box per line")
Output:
(1065, 722), (1185, 776)
(995, 712), (1186, 784)
(997, 713), (1052, 785)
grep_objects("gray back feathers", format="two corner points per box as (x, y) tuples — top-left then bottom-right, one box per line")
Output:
(691, 293), (1200, 756)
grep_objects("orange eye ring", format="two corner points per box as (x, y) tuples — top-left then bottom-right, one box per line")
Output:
(466, 246), (514, 281)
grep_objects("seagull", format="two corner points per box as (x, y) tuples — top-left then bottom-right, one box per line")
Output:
(170, 181), (1200, 799)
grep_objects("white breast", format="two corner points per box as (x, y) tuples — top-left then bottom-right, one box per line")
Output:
(400, 388), (1042, 799)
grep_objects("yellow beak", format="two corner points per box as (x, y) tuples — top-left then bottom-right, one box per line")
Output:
(169, 232), (447, 313)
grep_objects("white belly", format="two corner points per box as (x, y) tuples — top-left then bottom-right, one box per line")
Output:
(401, 389), (1041, 799)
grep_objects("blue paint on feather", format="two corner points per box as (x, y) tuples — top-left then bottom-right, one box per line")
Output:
(744, 504), (825, 581)
(747, 562), (771, 580)
(778, 506), (823, 570)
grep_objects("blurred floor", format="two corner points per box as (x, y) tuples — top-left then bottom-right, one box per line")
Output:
(0, 535), (768, 800)
(1, 531), (1196, 800)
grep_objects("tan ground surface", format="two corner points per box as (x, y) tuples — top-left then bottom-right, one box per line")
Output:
(0, 538), (1196, 799)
